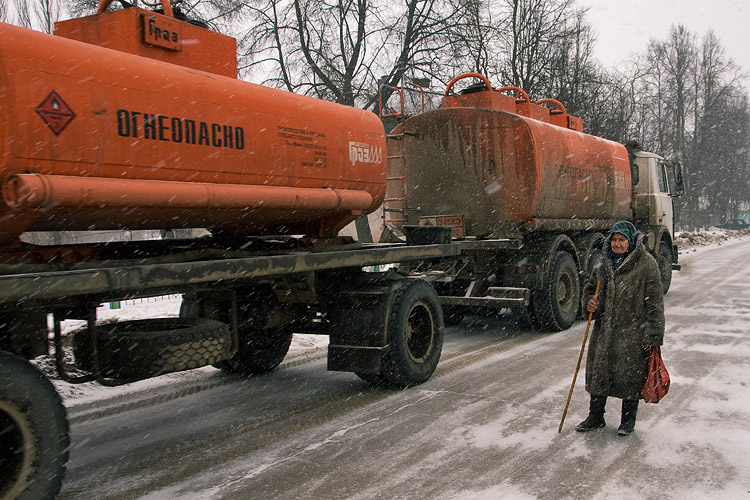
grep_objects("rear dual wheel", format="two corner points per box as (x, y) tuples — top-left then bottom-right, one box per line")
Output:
(180, 294), (293, 376)
(531, 251), (580, 331)
(212, 328), (293, 376)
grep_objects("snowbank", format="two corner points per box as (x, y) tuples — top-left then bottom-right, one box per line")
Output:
(675, 227), (750, 252)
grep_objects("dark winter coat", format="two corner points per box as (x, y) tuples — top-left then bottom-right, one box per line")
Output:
(581, 232), (665, 400)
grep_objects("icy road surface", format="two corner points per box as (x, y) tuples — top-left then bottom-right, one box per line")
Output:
(56, 237), (750, 499)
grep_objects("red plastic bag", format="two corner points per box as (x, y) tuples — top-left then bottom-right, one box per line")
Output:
(642, 346), (670, 403)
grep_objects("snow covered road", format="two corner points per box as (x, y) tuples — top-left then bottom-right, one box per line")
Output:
(56, 237), (750, 499)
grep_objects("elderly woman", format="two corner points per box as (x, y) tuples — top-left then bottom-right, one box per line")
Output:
(576, 220), (665, 436)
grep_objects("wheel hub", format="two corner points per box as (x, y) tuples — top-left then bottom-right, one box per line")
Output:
(405, 301), (435, 363)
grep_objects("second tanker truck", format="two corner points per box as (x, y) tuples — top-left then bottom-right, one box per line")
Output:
(381, 73), (684, 330)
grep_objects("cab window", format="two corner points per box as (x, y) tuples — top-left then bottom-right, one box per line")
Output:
(657, 163), (669, 193)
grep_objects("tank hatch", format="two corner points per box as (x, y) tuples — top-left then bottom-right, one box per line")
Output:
(54, 0), (237, 78)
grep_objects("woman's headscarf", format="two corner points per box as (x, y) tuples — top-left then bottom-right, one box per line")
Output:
(608, 220), (638, 270)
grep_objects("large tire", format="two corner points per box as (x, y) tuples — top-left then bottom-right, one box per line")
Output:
(0, 351), (69, 500)
(381, 280), (444, 386)
(73, 318), (232, 380)
(180, 297), (293, 376)
(657, 241), (672, 294)
(532, 251), (580, 331)
(213, 328), (293, 376)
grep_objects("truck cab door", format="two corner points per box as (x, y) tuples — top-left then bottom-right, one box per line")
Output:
(652, 160), (674, 239)
(633, 156), (674, 242)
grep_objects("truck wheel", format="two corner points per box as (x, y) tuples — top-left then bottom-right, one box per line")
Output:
(658, 241), (672, 294)
(214, 328), (293, 376)
(533, 251), (580, 331)
(180, 296), (294, 376)
(73, 318), (232, 380)
(0, 351), (69, 500)
(381, 280), (444, 386)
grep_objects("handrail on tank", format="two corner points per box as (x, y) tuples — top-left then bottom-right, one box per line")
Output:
(536, 98), (567, 115)
(379, 83), (425, 119)
(444, 73), (493, 96)
(494, 86), (531, 103)
(379, 84), (404, 118)
(97, 0), (174, 16)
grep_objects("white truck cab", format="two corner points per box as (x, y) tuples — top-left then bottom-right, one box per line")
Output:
(628, 144), (685, 291)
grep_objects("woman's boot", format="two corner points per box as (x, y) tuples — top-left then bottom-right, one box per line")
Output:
(618, 399), (639, 436)
(575, 395), (607, 432)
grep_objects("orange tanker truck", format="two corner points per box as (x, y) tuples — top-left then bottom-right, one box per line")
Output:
(0, 2), (682, 497)
(382, 72), (684, 329)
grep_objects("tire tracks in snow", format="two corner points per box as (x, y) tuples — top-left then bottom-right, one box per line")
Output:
(61, 325), (552, 499)
(65, 325), (546, 425)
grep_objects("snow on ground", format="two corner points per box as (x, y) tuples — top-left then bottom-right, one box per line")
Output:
(44, 228), (749, 406)
(675, 226), (750, 251)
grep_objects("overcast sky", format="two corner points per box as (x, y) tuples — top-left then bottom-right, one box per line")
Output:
(578, 0), (749, 87)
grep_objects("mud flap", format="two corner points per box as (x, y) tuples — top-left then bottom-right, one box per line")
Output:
(326, 278), (392, 374)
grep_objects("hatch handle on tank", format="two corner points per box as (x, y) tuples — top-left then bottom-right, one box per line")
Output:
(444, 73), (494, 96)
(97, 0), (174, 16)
(535, 98), (567, 115)
(494, 86), (531, 103)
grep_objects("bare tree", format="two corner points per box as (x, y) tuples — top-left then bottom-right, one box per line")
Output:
(440, 0), (505, 80)
(236, 0), (467, 110)
(691, 31), (747, 222)
(627, 25), (750, 227)
(11, 0), (63, 32)
(497, 0), (578, 98)
(36, 0), (61, 33)
(14, 0), (34, 28)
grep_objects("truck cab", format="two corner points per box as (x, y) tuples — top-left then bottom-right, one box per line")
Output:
(629, 146), (685, 291)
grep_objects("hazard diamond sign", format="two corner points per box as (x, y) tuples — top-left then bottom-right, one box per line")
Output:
(36, 91), (75, 135)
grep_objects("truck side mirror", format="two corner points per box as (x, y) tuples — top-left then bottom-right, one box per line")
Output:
(630, 161), (639, 186)
(670, 161), (685, 197)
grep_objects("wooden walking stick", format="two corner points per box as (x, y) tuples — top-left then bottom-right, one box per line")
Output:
(558, 278), (601, 433)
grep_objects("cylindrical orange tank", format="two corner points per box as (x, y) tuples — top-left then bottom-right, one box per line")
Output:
(391, 86), (631, 238)
(0, 20), (386, 244)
